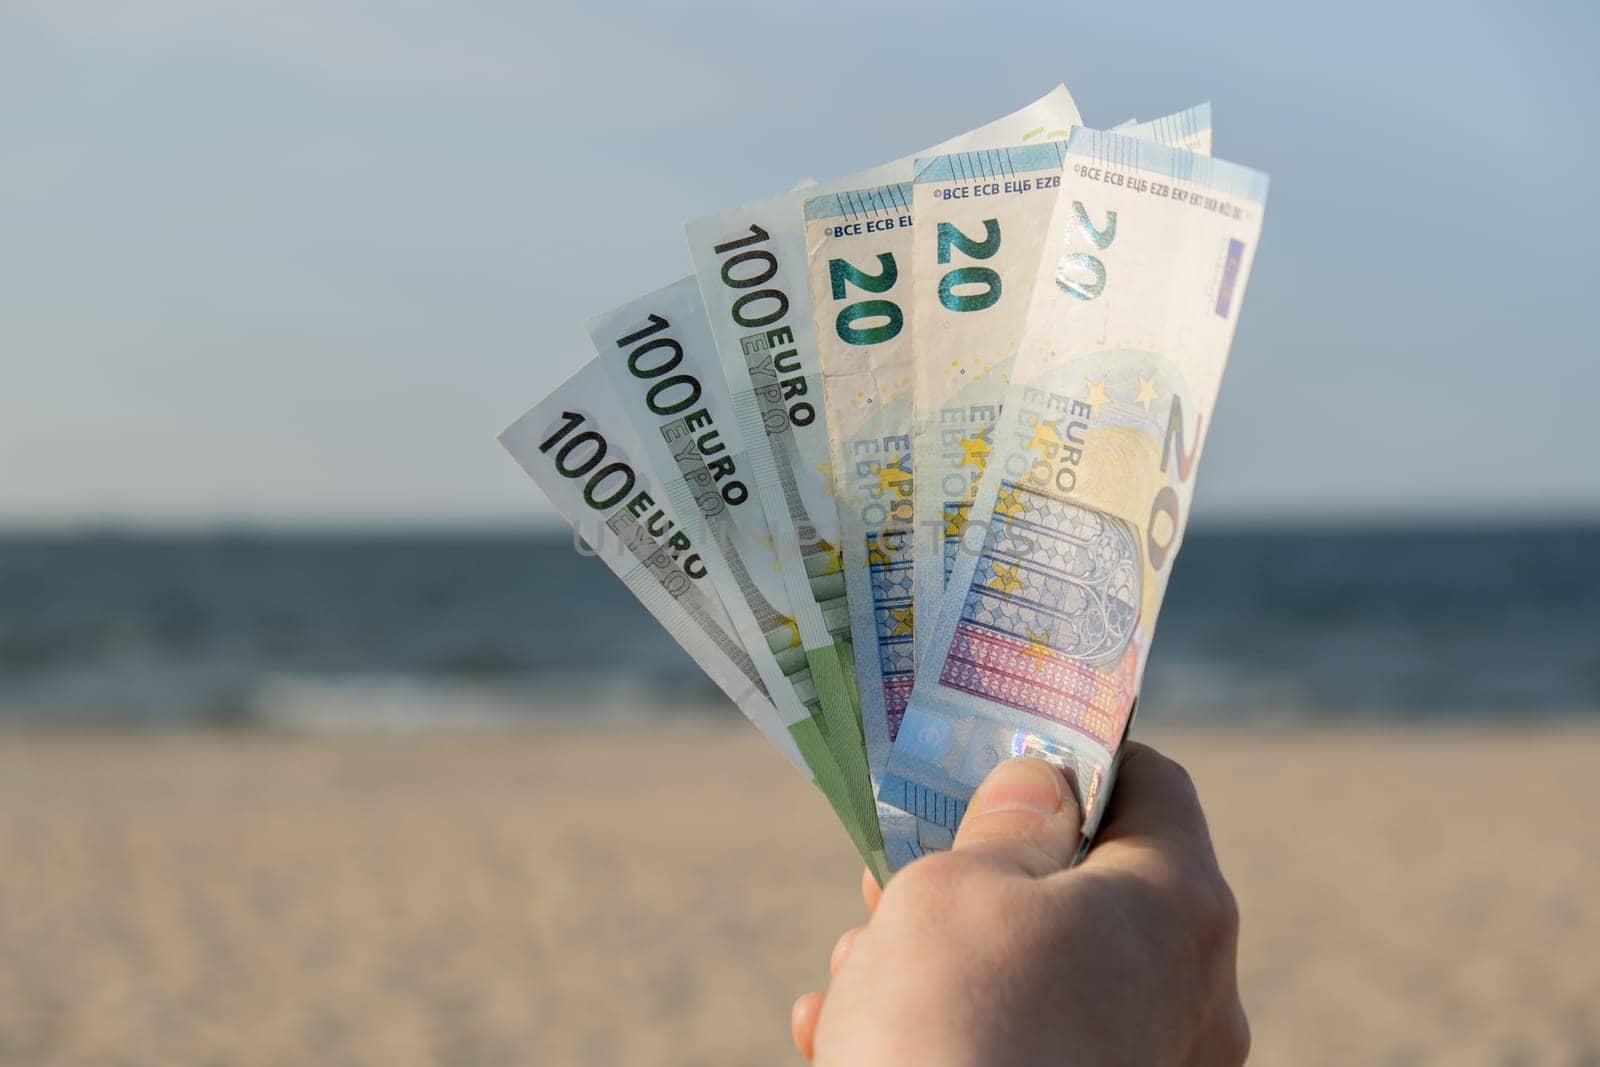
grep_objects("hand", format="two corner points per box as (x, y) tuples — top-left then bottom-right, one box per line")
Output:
(791, 744), (1248, 1066)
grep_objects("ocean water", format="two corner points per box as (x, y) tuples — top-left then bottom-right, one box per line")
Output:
(1, 526), (1595, 729)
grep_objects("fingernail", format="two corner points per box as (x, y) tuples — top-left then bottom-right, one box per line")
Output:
(966, 757), (1070, 818)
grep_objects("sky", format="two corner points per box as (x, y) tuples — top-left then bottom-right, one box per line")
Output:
(2, 0), (1597, 529)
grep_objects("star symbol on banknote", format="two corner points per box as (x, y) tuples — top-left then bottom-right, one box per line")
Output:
(1084, 376), (1112, 409)
(775, 615), (801, 649)
(943, 509), (966, 541)
(994, 487), (1026, 519)
(815, 462), (836, 496)
(815, 539), (844, 574)
(866, 540), (894, 567)
(889, 605), (914, 635)
(988, 562), (1024, 597)
(1026, 418), (1065, 456)
(875, 456), (912, 495)
(1021, 628), (1054, 668)
(957, 431), (991, 470)
(1136, 373), (1160, 411)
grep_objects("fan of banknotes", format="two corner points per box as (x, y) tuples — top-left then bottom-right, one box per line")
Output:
(501, 84), (1267, 883)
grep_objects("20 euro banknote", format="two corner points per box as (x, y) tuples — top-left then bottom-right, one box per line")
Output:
(803, 180), (948, 868)
(883, 128), (1267, 843)
(909, 104), (1214, 668)
(803, 182), (918, 779)
(799, 108), (1208, 869)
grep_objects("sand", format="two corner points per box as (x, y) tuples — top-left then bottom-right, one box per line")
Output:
(0, 724), (1596, 1066)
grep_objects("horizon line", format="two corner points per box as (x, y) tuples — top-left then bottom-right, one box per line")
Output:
(2, 511), (1597, 540)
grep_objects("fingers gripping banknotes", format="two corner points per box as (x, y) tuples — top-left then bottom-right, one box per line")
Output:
(883, 128), (1267, 844)
(500, 360), (887, 874)
(586, 279), (885, 873)
(909, 104), (1214, 668)
(683, 86), (1085, 822)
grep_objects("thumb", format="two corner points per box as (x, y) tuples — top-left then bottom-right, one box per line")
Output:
(950, 757), (1083, 878)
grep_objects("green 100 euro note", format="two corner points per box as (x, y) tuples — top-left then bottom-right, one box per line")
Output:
(585, 278), (884, 873)
(499, 360), (884, 872)
(883, 129), (1268, 842)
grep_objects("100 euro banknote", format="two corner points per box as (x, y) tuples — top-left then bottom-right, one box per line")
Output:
(500, 360), (885, 873)
(883, 128), (1268, 842)
(586, 278), (885, 873)
(909, 105), (1214, 667)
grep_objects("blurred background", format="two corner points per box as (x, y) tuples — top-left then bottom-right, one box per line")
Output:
(2, 2), (1596, 1064)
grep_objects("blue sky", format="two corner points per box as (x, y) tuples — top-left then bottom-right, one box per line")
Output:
(3, 1), (1596, 528)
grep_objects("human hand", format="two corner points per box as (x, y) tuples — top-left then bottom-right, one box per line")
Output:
(791, 745), (1248, 1065)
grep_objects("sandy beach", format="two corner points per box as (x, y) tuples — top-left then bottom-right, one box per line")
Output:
(1, 724), (1596, 1065)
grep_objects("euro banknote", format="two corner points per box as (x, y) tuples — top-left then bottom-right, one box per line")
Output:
(799, 107), (1209, 869)
(802, 180), (932, 866)
(909, 104), (1214, 668)
(585, 278), (885, 873)
(682, 86), (1085, 840)
(499, 360), (886, 873)
(495, 84), (1270, 879)
(802, 181), (917, 777)
(882, 128), (1268, 843)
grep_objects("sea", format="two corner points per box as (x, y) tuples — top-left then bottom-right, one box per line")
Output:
(1, 525), (1596, 730)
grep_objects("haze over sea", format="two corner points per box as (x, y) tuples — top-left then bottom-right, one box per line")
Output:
(4, 524), (1595, 730)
